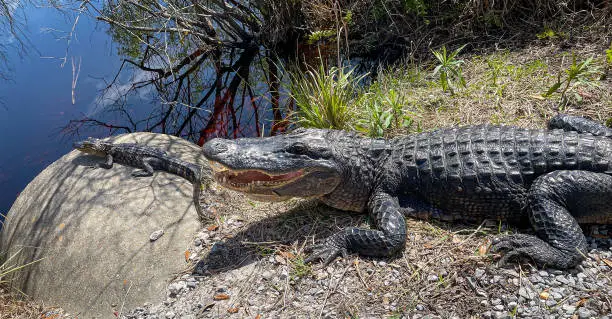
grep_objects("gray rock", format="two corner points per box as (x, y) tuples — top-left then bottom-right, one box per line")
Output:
(168, 282), (186, 296)
(165, 311), (176, 319)
(507, 301), (517, 309)
(562, 304), (576, 314)
(475, 268), (486, 278)
(493, 305), (504, 311)
(577, 308), (592, 319)
(149, 230), (165, 242)
(491, 298), (502, 306)
(519, 287), (536, 300)
(427, 274), (439, 282)
(416, 304), (425, 311)
(0, 133), (207, 317)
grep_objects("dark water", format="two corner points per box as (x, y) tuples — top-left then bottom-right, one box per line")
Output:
(0, 6), (151, 218)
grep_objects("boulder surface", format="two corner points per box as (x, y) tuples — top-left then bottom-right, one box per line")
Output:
(0, 133), (207, 318)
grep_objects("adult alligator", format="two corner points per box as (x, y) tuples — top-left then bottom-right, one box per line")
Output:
(74, 137), (207, 219)
(202, 115), (612, 269)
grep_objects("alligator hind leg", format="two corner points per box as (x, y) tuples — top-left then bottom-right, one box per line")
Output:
(492, 170), (612, 268)
(548, 114), (612, 137)
(132, 157), (159, 177)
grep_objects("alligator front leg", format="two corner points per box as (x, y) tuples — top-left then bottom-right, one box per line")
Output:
(97, 154), (113, 169)
(305, 192), (407, 265)
(548, 114), (612, 137)
(492, 170), (612, 269)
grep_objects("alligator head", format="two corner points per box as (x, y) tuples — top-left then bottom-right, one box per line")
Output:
(73, 137), (111, 157)
(202, 129), (344, 202)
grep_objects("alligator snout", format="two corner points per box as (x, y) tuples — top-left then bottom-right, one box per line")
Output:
(202, 138), (231, 157)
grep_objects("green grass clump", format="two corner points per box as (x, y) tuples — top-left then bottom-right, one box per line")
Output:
(287, 64), (366, 130)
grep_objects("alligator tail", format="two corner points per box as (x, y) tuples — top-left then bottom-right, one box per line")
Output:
(163, 157), (212, 219)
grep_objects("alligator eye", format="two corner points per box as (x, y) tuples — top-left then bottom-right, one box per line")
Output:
(287, 142), (309, 155)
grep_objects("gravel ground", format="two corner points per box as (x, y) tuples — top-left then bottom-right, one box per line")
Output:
(119, 189), (612, 319)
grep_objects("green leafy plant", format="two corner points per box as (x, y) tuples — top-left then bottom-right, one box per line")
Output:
(542, 54), (601, 107)
(486, 55), (506, 86)
(606, 42), (612, 69)
(287, 64), (366, 130)
(432, 45), (467, 95)
(356, 89), (414, 137)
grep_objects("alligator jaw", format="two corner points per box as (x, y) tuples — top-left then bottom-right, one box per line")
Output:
(210, 160), (302, 187)
(208, 160), (339, 201)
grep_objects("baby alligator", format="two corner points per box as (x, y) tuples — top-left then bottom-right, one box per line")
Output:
(74, 137), (206, 219)
(202, 114), (612, 269)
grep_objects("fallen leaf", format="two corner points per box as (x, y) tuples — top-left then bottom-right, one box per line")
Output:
(255, 314), (262, 319)
(278, 251), (295, 260)
(539, 291), (550, 300)
(184, 250), (191, 262)
(275, 255), (287, 265)
(452, 236), (461, 244)
(602, 258), (612, 269)
(478, 242), (489, 256)
(214, 293), (230, 301)
(575, 298), (588, 307)
(227, 307), (239, 313)
(207, 225), (219, 231)
(423, 242), (434, 249)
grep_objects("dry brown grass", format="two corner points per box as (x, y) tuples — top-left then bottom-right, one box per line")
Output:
(0, 286), (46, 319)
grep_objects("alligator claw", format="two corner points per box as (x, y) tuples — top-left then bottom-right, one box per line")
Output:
(491, 234), (580, 268)
(304, 243), (348, 266)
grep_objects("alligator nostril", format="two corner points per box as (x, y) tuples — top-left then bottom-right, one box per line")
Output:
(203, 139), (230, 156)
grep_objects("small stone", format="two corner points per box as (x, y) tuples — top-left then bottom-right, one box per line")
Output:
(427, 274), (439, 282)
(482, 311), (492, 319)
(168, 282), (186, 296)
(519, 287), (536, 300)
(416, 304), (425, 311)
(186, 281), (197, 288)
(194, 238), (202, 246)
(555, 275), (569, 284)
(475, 268), (486, 278)
(480, 300), (489, 306)
(165, 312), (175, 319)
(262, 271), (274, 280)
(539, 291), (550, 300)
(491, 298), (502, 306)
(493, 311), (506, 319)
(507, 301), (517, 309)
(545, 299), (557, 307)
(562, 304), (576, 314)
(577, 308), (591, 319)
(279, 270), (289, 280)
(538, 270), (549, 277)
(493, 305), (504, 311)
(378, 261), (387, 267)
(149, 230), (164, 242)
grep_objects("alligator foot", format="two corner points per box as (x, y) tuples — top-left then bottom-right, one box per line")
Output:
(491, 234), (581, 269)
(305, 233), (349, 266)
